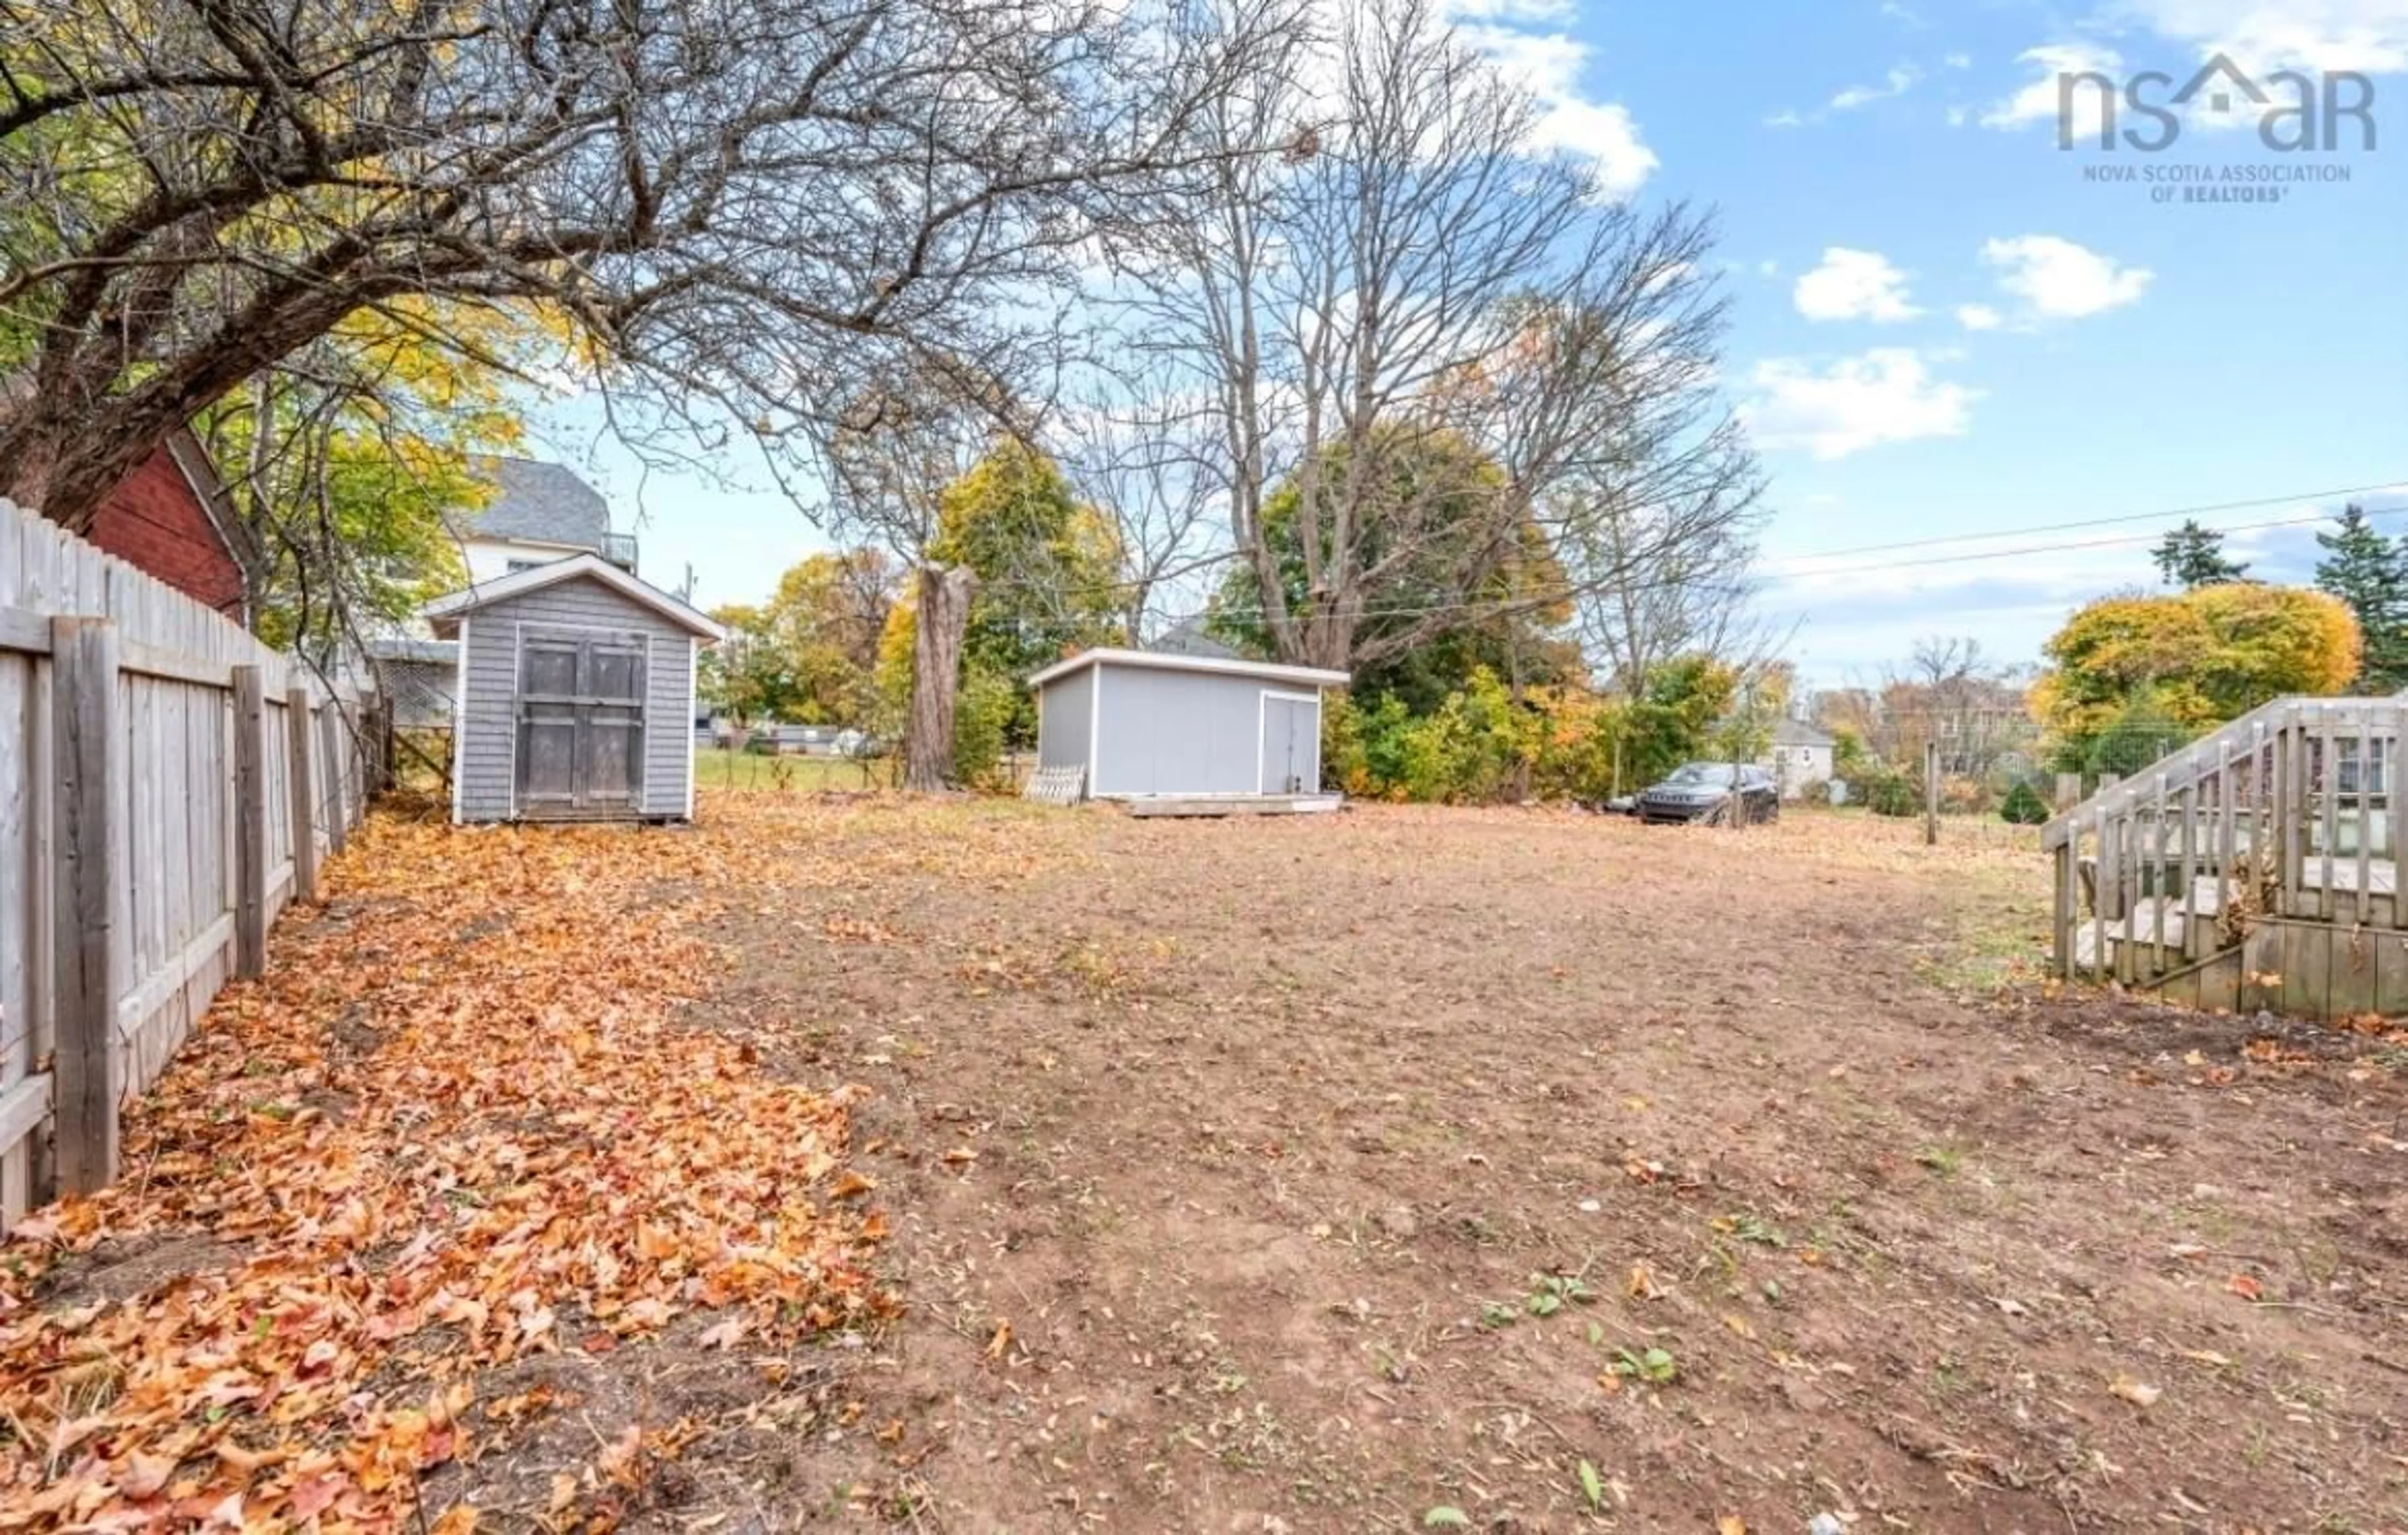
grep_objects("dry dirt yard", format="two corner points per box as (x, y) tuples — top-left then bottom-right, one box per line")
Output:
(7, 794), (2407, 1534)
(703, 798), (2408, 1533)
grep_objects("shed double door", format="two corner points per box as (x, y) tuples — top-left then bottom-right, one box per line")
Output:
(517, 630), (647, 817)
(1260, 692), (1319, 794)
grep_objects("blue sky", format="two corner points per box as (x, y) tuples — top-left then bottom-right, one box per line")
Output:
(524, 0), (2408, 692)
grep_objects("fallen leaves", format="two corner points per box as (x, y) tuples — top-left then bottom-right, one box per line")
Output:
(2109, 1374), (2163, 1408)
(0, 809), (895, 1530)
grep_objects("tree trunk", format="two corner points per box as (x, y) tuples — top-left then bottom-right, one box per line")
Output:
(904, 562), (978, 793)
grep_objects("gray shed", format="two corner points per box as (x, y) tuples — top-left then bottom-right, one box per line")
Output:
(423, 555), (725, 823)
(1030, 648), (1349, 803)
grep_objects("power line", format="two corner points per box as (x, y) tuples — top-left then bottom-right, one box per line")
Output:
(1145, 496), (2408, 630)
(1778, 498), (2408, 578)
(783, 474), (2408, 628)
(1769, 480), (2408, 562)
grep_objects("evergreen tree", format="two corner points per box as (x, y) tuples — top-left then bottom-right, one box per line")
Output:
(1999, 779), (2050, 825)
(2313, 503), (2408, 692)
(2150, 519), (2250, 589)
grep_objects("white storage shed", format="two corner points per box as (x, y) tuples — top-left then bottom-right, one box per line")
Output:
(1030, 648), (1349, 804)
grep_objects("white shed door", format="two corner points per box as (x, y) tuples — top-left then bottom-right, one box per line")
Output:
(1260, 694), (1318, 794)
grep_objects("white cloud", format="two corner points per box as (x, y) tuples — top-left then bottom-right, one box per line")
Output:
(1792, 247), (1922, 322)
(1945, 103), (1972, 125)
(1980, 235), (2153, 317)
(1982, 42), (2122, 134)
(1830, 63), (1921, 109)
(1880, 1), (1927, 26)
(1943, 51), (1972, 68)
(1641, 259), (1694, 294)
(1981, 6), (2407, 149)
(1956, 302), (2005, 330)
(1743, 349), (1978, 460)
(1765, 107), (1807, 128)
(2118, 0), (2408, 75)
(1457, 23), (1657, 195)
(1438, 0), (1575, 19)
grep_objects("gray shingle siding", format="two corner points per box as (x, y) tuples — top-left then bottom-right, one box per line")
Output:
(452, 573), (695, 821)
(642, 630), (692, 815)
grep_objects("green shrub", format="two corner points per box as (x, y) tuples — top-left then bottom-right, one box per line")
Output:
(1856, 764), (1920, 817)
(1318, 655), (1732, 805)
(1999, 779), (2051, 824)
(1395, 669), (1534, 803)
(951, 665), (1017, 789)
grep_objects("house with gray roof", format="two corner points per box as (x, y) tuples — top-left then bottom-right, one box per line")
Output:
(446, 458), (636, 580)
(372, 458), (637, 726)
(1764, 717), (1835, 800)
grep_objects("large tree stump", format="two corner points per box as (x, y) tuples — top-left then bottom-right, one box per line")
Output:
(905, 563), (979, 793)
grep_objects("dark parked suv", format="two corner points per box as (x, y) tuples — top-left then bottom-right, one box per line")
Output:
(1635, 762), (1780, 825)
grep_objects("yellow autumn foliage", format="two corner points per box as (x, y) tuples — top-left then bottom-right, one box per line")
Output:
(2031, 583), (2361, 756)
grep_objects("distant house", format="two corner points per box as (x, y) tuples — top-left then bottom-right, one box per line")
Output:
(1765, 719), (1834, 800)
(446, 457), (637, 581)
(373, 458), (635, 727)
(85, 426), (247, 620)
(1149, 615), (1243, 661)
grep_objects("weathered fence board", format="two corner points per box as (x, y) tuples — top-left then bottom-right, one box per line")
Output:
(0, 496), (377, 1230)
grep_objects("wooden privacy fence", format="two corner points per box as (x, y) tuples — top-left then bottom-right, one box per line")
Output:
(0, 497), (386, 1231)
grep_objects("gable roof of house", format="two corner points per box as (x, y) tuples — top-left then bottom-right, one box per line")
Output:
(157, 425), (246, 574)
(1772, 718), (1834, 748)
(421, 552), (726, 641)
(1029, 646), (1348, 690)
(1149, 615), (1243, 661)
(446, 458), (611, 549)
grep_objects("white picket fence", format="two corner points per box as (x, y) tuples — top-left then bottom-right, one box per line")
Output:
(0, 496), (383, 1229)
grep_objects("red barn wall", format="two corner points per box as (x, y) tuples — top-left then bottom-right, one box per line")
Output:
(86, 447), (245, 615)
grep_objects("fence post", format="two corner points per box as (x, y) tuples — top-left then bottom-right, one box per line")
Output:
(50, 617), (122, 1195)
(233, 665), (268, 978)
(319, 702), (348, 854)
(1924, 740), (1940, 847)
(285, 684), (318, 904)
(371, 692), (394, 794)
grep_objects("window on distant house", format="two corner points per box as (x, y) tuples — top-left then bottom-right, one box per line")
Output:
(505, 559), (542, 574)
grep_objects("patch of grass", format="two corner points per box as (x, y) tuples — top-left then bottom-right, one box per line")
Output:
(1608, 1346), (1677, 1385)
(1523, 1272), (1595, 1316)
(1928, 1354), (1973, 1397)
(1714, 1213), (1785, 1248)
(1913, 1142), (1965, 1175)
(692, 749), (888, 792)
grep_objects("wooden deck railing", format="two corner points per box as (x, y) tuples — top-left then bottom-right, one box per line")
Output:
(2042, 697), (2403, 986)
